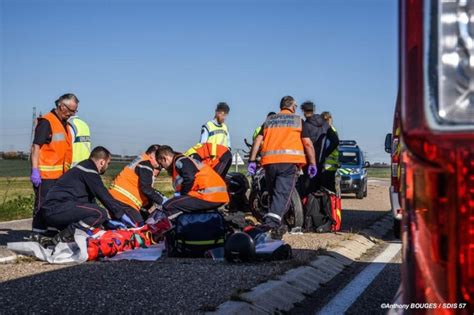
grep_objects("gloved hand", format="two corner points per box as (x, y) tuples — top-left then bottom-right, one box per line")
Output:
(30, 168), (42, 187)
(120, 213), (136, 228)
(174, 192), (181, 197)
(308, 164), (318, 178)
(247, 162), (257, 175)
(105, 220), (127, 230)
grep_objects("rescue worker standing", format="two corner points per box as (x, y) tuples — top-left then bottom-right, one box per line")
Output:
(156, 145), (229, 215)
(320, 111), (340, 193)
(30, 93), (78, 235)
(248, 96), (317, 237)
(252, 112), (276, 141)
(68, 115), (91, 167)
(40, 146), (134, 244)
(299, 102), (339, 194)
(200, 102), (231, 149)
(109, 145), (167, 225)
(184, 142), (232, 178)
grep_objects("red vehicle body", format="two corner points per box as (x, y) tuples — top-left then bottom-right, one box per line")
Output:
(398, 0), (474, 312)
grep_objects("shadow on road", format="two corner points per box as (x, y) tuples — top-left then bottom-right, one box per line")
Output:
(0, 228), (30, 245)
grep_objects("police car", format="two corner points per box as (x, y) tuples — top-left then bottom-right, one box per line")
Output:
(337, 140), (370, 199)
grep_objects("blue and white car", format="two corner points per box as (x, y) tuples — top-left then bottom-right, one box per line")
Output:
(337, 140), (370, 199)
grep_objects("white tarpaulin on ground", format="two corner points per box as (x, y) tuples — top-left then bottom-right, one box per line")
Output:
(7, 229), (89, 264)
(7, 229), (164, 264)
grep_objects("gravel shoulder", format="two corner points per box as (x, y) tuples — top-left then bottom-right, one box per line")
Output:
(0, 180), (390, 313)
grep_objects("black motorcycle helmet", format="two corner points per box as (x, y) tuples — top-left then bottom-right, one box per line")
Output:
(224, 232), (256, 263)
(225, 172), (249, 196)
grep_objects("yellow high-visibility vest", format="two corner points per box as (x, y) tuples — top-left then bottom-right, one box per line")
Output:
(204, 121), (229, 148)
(69, 116), (91, 167)
(324, 126), (340, 171)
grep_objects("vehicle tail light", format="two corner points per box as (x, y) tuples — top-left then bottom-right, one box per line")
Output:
(434, 0), (474, 127)
(391, 137), (400, 191)
(457, 149), (474, 303)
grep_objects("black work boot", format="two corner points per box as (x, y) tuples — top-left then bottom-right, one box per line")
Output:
(52, 227), (75, 245)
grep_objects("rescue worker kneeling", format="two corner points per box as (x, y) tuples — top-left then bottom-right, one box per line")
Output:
(39, 146), (133, 245)
(156, 145), (229, 215)
(184, 142), (232, 178)
(109, 144), (166, 225)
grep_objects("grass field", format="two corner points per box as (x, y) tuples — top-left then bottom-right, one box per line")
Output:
(367, 167), (390, 178)
(0, 159), (390, 222)
(0, 159), (174, 222)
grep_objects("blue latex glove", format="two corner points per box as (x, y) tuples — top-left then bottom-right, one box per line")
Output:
(247, 162), (257, 175)
(308, 164), (318, 178)
(174, 192), (181, 197)
(120, 213), (136, 228)
(105, 220), (127, 230)
(30, 168), (42, 187)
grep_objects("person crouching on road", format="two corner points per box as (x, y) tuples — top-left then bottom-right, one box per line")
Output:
(248, 96), (317, 239)
(184, 142), (232, 179)
(156, 145), (229, 215)
(109, 144), (167, 225)
(40, 146), (134, 245)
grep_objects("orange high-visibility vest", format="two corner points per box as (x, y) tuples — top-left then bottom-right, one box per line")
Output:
(184, 143), (229, 169)
(260, 109), (306, 166)
(38, 112), (72, 179)
(109, 153), (154, 211)
(172, 155), (229, 204)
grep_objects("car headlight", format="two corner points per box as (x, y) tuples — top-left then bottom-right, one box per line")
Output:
(350, 168), (361, 175)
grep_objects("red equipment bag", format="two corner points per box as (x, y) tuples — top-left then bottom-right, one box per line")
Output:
(329, 193), (342, 232)
(87, 215), (172, 261)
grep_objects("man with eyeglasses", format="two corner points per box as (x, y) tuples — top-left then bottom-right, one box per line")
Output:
(30, 93), (78, 236)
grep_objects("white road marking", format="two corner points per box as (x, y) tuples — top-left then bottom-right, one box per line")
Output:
(316, 243), (402, 315)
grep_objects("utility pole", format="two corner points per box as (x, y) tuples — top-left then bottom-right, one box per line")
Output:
(28, 107), (37, 160)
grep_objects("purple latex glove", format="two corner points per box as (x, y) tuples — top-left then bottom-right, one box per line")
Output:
(308, 164), (318, 178)
(30, 168), (42, 187)
(247, 162), (257, 175)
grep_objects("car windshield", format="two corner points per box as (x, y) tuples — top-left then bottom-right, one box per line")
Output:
(339, 151), (360, 165)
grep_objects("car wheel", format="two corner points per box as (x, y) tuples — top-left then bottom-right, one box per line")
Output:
(356, 189), (364, 199)
(363, 184), (368, 197)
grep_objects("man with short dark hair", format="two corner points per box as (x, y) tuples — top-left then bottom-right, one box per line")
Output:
(30, 93), (79, 235)
(109, 144), (167, 225)
(156, 145), (229, 215)
(200, 102), (231, 149)
(39, 146), (133, 244)
(248, 96), (316, 238)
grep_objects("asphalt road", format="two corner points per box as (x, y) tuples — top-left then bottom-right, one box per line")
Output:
(290, 223), (401, 314)
(0, 179), (392, 313)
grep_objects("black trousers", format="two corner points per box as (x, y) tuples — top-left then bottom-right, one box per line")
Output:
(163, 195), (224, 215)
(32, 179), (57, 233)
(42, 200), (108, 235)
(214, 150), (232, 178)
(264, 163), (298, 228)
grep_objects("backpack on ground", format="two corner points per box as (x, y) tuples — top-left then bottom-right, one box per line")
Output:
(303, 189), (342, 233)
(166, 210), (229, 258)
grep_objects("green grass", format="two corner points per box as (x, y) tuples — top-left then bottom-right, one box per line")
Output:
(0, 159), (129, 178)
(0, 160), (174, 222)
(367, 167), (390, 178)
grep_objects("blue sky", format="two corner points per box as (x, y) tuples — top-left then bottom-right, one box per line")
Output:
(0, 0), (397, 162)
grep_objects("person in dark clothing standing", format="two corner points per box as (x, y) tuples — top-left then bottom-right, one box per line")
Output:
(320, 111), (340, 193)
(30, 93), (78, 235)
(40, 146), (134, 244)
(299, 101), (339, 194)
